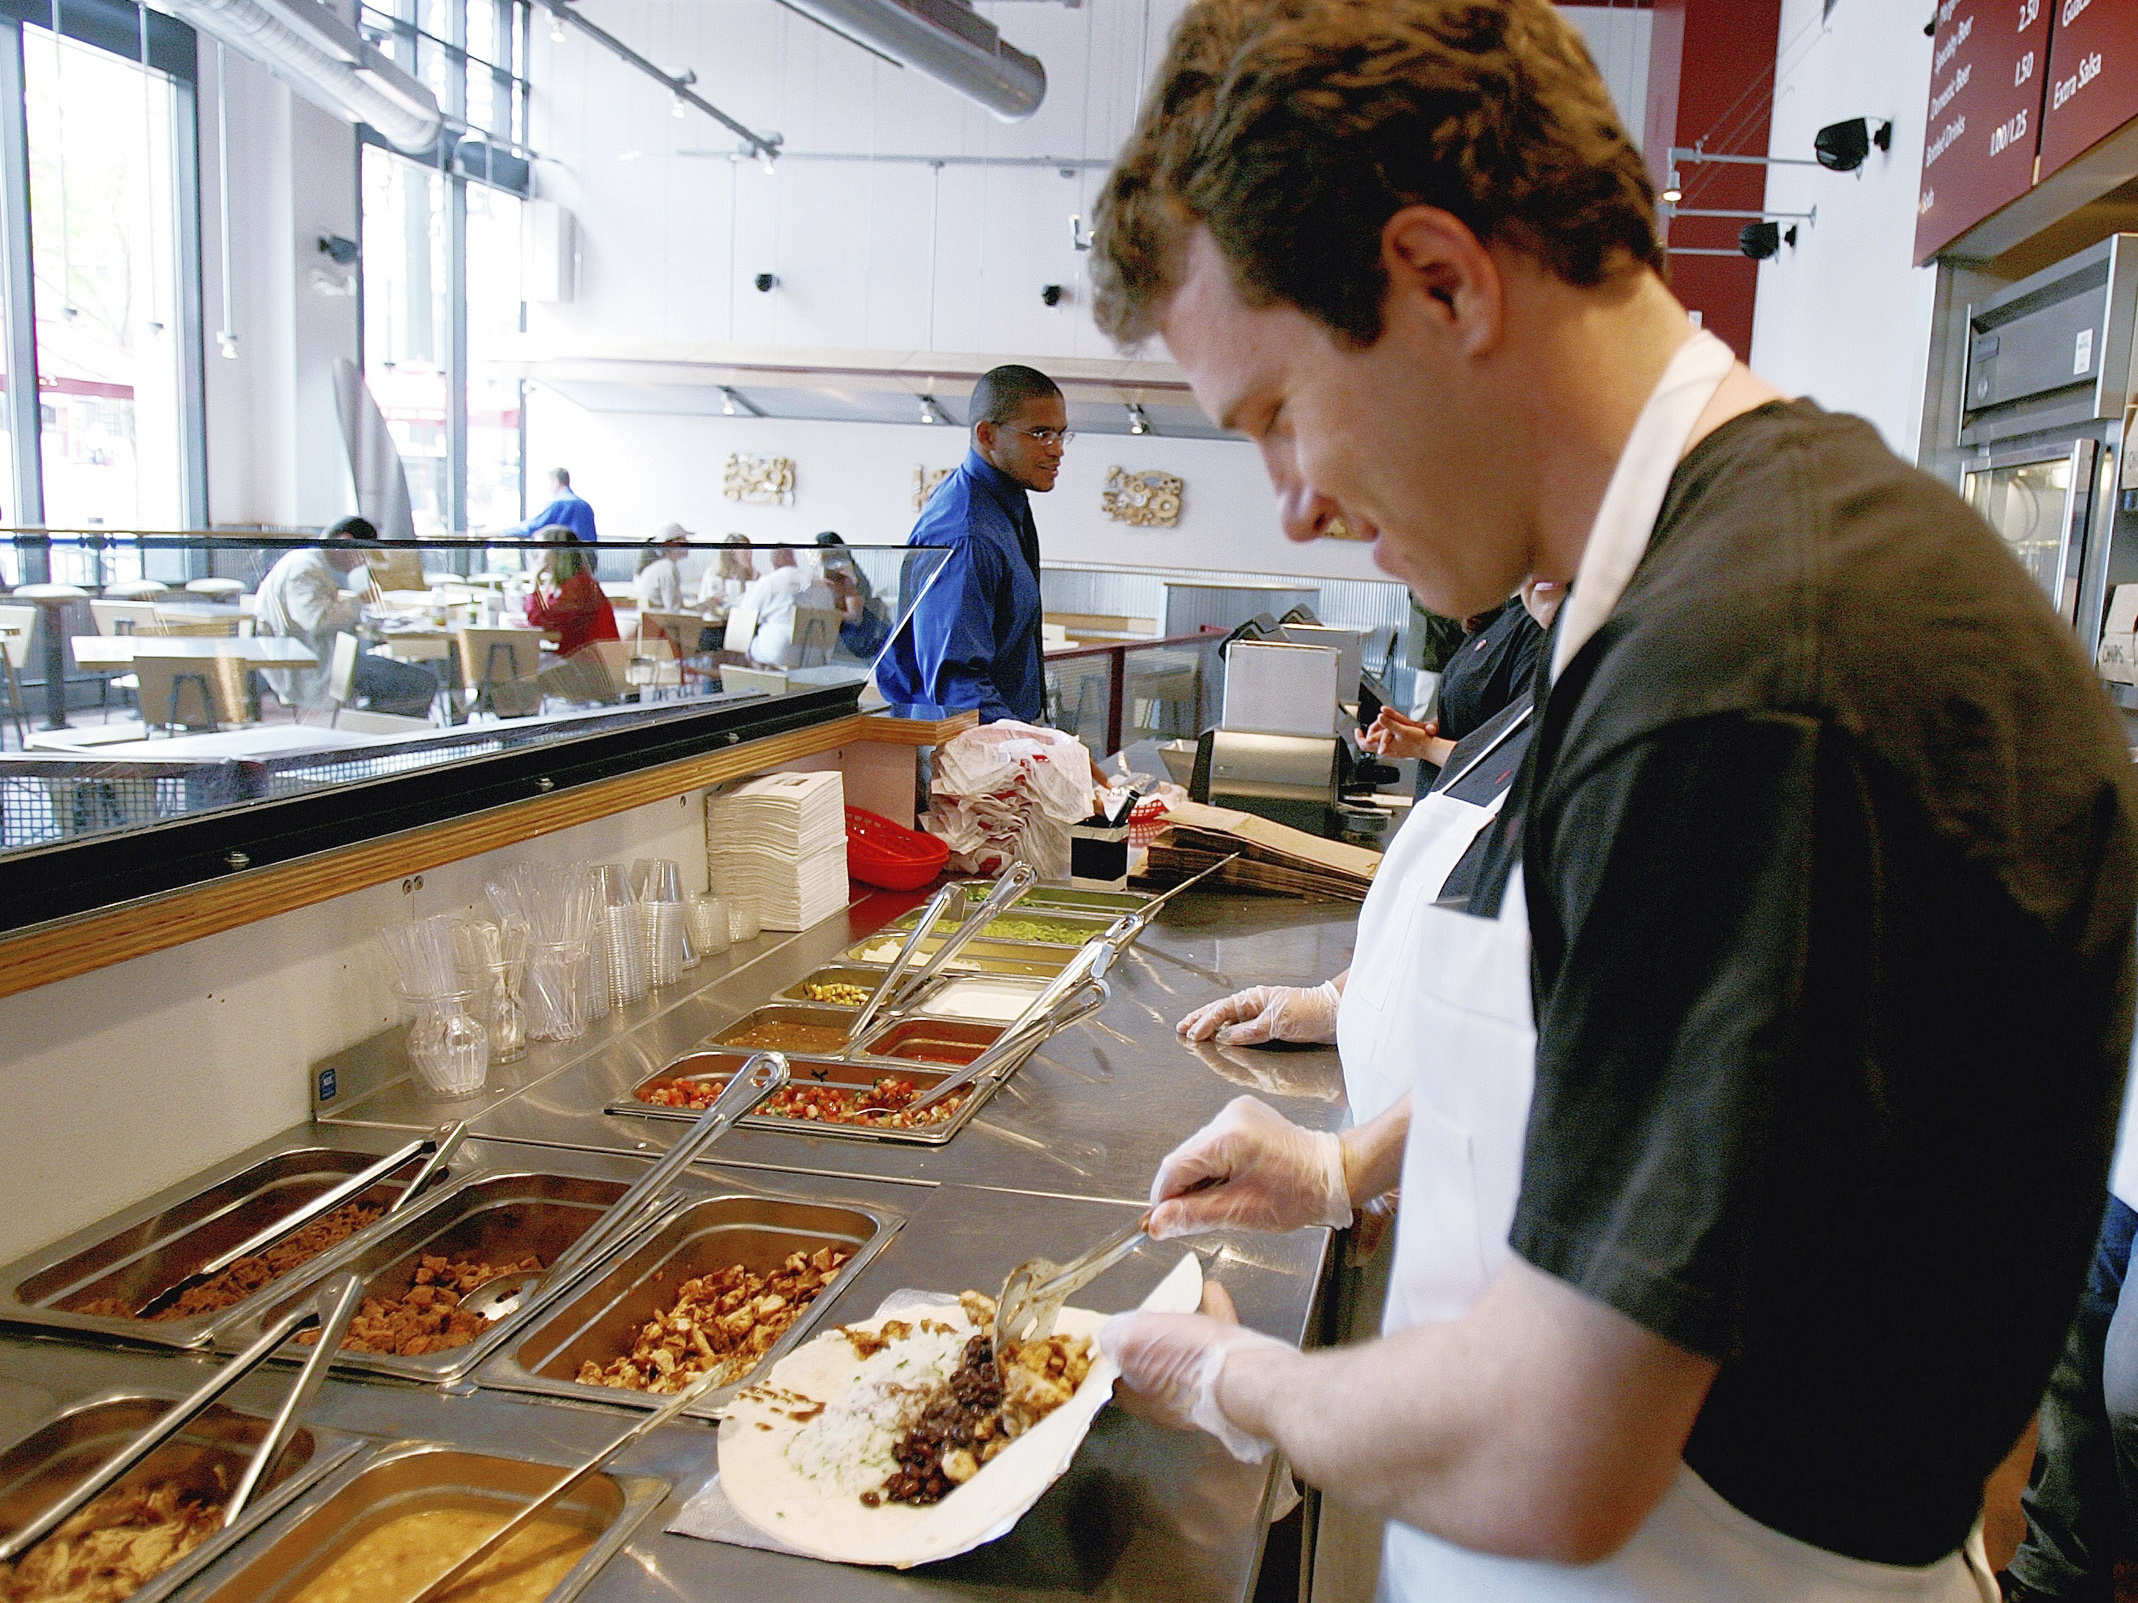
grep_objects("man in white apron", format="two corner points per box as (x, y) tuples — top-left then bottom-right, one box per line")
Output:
(1082, 2), (2138, 1599)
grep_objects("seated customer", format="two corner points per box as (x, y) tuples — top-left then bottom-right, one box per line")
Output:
(525, 539), (621, 702)
(634, 525), (689, 612)
(694, 534), (755, 608)
(254, 515), (437, 720)
(739, 548), (834, 668)
(815, 531), (891, 658)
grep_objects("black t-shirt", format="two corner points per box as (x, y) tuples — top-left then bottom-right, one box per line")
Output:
(1436, 599), (1546, 739)
(1471, 400), (2138, 1564)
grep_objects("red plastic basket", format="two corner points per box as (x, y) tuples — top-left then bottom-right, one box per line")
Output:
(845, 805), (950, 891)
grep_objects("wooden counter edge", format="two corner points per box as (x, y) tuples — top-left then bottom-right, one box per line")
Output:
(0, 707), (977, 1001)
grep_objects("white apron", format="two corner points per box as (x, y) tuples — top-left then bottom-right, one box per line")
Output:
(1336, 700), (1533, 1125)
(1370, 332), (1995, 1603)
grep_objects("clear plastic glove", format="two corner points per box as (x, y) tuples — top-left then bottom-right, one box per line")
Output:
(1100, 1289), (1287, 1463)
(1147, 1095), (1352, 1239)
(1177, 980), (1341, 1046)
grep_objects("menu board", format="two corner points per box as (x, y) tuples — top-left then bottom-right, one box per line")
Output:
(1915, 0), (2054, 262)
(2038, 0), (2138, 176)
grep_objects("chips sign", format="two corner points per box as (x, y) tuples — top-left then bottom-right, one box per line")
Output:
(2038, 0), (2138, 177)
(1915, 0), (2054, 262)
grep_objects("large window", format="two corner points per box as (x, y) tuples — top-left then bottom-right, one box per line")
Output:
(359, 0), (529, 536)
(24, 27), (187, 538)
(0, 0), (201, 586)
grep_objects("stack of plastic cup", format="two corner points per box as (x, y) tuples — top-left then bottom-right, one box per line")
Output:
(688, 892), (731, 959)
(632, 858), (692, 988)
(597, 864), (649, 1008)
(725, 891), (761, 945)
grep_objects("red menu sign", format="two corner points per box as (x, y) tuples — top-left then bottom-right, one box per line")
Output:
(1917, 0), (2054, 261)
(2039, 0), (2138, 176)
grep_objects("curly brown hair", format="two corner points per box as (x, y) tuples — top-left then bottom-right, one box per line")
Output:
(1091, 0), (1662, 349)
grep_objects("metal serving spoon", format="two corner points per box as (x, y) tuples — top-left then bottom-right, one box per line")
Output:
(457, 1052), (790, 1324)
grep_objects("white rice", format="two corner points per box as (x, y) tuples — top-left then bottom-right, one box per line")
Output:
(784, 1321), (971, 1495)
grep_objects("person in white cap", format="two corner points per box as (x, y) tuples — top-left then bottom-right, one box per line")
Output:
(632, 525), (690, 613)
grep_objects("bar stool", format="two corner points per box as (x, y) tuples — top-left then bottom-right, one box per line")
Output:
(104, 579), (169, 600)
(184, 577), (245, 602)
(13, 583), (87, 729)
(0, 601), (36, 747)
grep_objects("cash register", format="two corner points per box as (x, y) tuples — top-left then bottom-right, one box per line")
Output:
(1187, 627), (1398, 838)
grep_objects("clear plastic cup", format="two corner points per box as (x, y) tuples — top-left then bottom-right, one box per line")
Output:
(688, 893), (730, 957)
(396, 986), (489, 1099)
(526, 940), (588, 1041)
(726, 893), (761, 944)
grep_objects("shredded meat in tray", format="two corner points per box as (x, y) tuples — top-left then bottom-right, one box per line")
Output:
(576, 1246), (850, 1394)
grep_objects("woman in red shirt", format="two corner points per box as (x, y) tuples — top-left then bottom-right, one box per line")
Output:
(526, 542), (619, 656)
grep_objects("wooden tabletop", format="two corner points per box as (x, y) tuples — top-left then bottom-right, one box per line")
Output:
(70, 637), (319, 669)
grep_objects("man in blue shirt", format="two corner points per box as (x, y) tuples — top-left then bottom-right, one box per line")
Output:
(876, 365), (1065, 722)
(503, 466), (598, 544)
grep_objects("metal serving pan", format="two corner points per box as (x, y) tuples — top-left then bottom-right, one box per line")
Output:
(842, 934), (1070, 977)
(773, 966), (892, 1008)
(0, 1391), (363, 1603)
(0, 1144), (439, 1351)
(856, 1017), (1005, 1068)
(940, 878), (1150, 917)
(608, 1045), (1008, 1147)
(706, 1002), (861, 1057)
(169, 1441), (665, 1603)
(233, 1172), (636, 1387)
(475, 1193), (894, 1419)
(884, 905), (1118, 948)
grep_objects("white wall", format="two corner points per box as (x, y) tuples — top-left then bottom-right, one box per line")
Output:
(0, 786), (709, 1264)
(523, 387), (1396, 583)
(1748, 0), (1938, 458)
(198, 48), (362, 528)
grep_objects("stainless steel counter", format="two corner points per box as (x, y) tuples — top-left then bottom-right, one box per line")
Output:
(0, 888), (1363, 1602)
(332, 891), (1359, 1205)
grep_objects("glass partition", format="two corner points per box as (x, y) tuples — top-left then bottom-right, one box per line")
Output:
(0, 531), (947, 870)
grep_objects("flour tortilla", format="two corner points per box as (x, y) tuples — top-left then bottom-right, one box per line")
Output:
(717, 1252), (1203, 1568)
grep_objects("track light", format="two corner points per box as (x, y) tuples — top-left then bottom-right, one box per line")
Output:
(1661, 167), (1683, 205)
(1814, 118), (1892, 173)
(1126, 403), (1150, 436)
(721, 388), (738, 416)
(217, 332), (239, 359)
(548, 15), (564, 40)
(919, 395), (941, 426)
(1738, 221), (1798, 260)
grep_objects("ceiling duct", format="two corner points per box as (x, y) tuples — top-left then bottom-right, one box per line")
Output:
(777, 0), (1044, 121)
(170, 0), (443, 153)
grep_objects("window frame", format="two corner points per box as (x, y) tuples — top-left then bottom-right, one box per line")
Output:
(355, 0), (532, 538)
(0, 0), (204, 579)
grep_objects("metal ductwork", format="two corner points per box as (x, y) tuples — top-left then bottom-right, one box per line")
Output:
(170, 0), (444, 153)
(776, 0), (1044, 121)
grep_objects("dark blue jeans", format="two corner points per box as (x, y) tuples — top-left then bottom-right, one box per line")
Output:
(2010, 1195), (2138, 1600)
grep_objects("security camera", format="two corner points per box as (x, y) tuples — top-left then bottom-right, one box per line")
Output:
(1814, 118), (1891, 173)
(317, 234), (359, 266)
(1738, 221), (1798, 260)
(1041, 284), (1063, 307)
(754, 272), (776, 293)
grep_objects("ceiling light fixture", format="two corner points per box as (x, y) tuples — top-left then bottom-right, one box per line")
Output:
(1126, 402), (1151, 436)
(919, 395), (941, 425)
(721, 388), (738, 416)
(549, 16), (565, 40)
(1660, 167), (1683, 205)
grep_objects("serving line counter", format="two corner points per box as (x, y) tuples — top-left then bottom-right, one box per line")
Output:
(0, 886), (1358, 1602)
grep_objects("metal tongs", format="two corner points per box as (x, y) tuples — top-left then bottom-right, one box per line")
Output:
(0, 1272), (368, 1563)
(848, 862), (1039, 1043)
(131, 1122), (466, 1322)
(902, 929), (1125, 1119)
(458, 1053), (790, 1323)
(1118, 852), (1242, 943)
(992, 1212), (1151, 1366)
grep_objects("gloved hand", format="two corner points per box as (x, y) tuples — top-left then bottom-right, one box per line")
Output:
(1146, 1095), (1352, 1239)
(1100, 1288), (1288, 1463)
(1176, 980), (1342, 1046)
